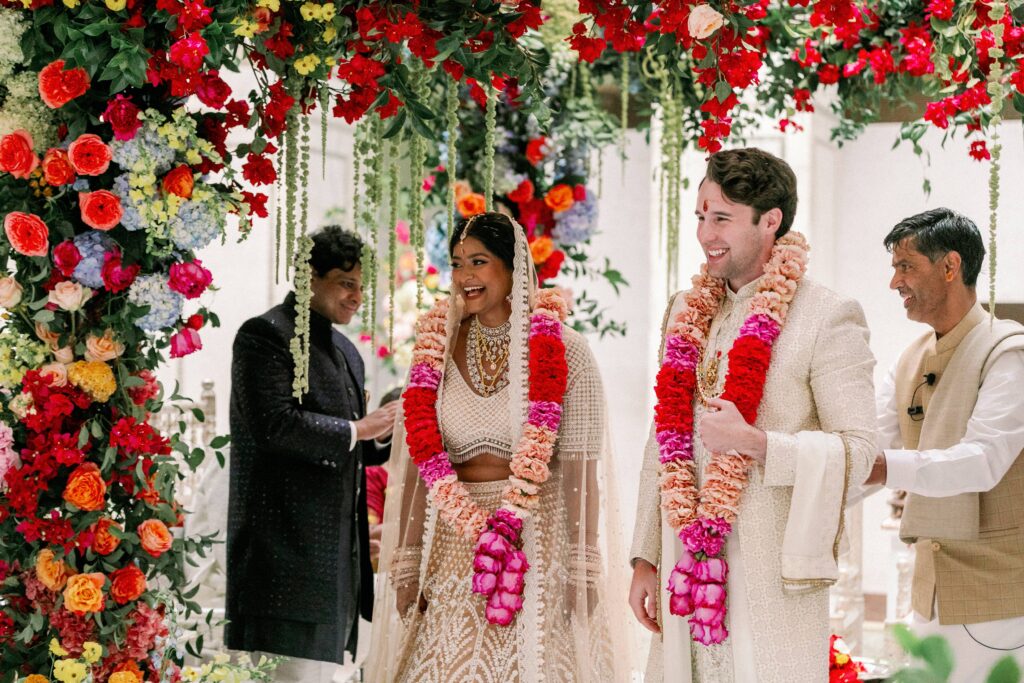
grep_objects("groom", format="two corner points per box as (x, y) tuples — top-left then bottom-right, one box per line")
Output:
(629, 148), (876, 682)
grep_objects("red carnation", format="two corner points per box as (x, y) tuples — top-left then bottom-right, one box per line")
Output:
(0, 130), (40, 179)
(42, 148), (76, 186)
(68, 134), (112, 176)
(102, 95), (143, 141)
(79, 191), (123, 231)
(38, 60), (90, 109)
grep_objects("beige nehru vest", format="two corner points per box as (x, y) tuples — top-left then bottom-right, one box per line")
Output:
(896, 303), (1024, 624)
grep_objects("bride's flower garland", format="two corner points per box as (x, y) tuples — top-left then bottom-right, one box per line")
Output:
(654, 232), (808, 645)
(403, 288), (569, 626)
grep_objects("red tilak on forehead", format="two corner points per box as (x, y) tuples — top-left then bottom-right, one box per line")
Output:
(702, 200), (709, 212)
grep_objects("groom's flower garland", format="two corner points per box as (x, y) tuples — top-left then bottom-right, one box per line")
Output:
(403, 289), (569, 626)
(654, 232), (809, 646)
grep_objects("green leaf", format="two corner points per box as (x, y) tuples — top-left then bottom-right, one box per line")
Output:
(918, 635), (954, 680)
(987, 657), (1022, 683)
(210, 435), (231, 449)
(893, 623), (922, 657)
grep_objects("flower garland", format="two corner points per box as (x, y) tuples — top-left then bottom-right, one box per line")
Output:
(402, 288), (569, 626)
(654, 232), (808, 645)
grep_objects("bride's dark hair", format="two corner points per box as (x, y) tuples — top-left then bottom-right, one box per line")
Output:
(448, 211), (519, 271)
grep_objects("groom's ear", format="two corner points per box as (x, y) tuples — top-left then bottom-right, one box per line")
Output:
(762, 207), (783, 237)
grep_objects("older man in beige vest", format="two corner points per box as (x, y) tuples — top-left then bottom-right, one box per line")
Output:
(630, 148), (877, 682)
(866, 208), (1024, 679)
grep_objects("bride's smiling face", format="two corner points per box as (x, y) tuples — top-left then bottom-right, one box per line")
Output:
(451, 236), (513, 319)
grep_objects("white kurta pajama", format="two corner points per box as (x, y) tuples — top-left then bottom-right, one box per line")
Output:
(876, 350), (1024, 681)
(633, 278), (877, 683)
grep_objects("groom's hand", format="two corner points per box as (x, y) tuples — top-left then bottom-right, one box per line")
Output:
(698, 398), (767, 463)
(629, 559), (661, 634)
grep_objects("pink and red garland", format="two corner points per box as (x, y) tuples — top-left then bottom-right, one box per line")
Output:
(654, 232), (808, 645)
(402, 289), (569, 626)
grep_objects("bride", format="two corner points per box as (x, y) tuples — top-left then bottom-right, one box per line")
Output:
(366, 211), (629, 682)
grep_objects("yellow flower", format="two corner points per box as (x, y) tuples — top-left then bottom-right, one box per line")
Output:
(49, 638), (69, 657)
(835, 652), (850, 666)
(104, 0), (126, 10)
(293, 54), (322, 76)
(81, 641), (102, 664)
(62, 0), (80, 7)
(233, 19), (258, 38)
(53, 660), (87, 683)
(299, 2), (318, 20)
(67, 361), (116, 403)
(322, 24), (337, 42)
(255, 0), (279, 10)
(319, 3), (335, 20)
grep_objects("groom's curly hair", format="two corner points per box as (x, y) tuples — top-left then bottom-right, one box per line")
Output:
(705, 148), (798, 239)
(309, 224), (364, 276)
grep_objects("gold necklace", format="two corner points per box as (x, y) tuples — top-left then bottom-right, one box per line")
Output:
(467, 316), (510, 396)
(695, 350), (723, 407)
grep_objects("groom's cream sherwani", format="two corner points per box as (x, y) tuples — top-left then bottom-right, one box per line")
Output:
(632, 277), (877, 683)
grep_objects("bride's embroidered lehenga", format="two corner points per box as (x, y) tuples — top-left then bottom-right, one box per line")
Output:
(365, 218), (630, 683)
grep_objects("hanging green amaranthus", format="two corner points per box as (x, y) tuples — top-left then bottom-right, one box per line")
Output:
(291, 234), (314, 400)
(410, 128), (427, 308)
(320, 86), (330, 179)
(620, 54), (630, 166)
(388, 147), (400, 351)
(274, 160), (283, 285)
(483, 81), (497, 212)
(986, 0), (1006, 321)
(445, 76), (459, 242)
(284, 101), (300, 279)
(299, 114), (311, 249)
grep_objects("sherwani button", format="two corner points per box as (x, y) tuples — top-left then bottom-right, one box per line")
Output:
(931, 541), (942, 552)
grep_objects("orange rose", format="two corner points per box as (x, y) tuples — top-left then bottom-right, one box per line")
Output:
(530, 236), (555, 264)
(0, 130), (40, 179)
(84, 329), (125, 362)
(110, 673), (142, 683)
(111, 660), (144, 683)
(68, 134), (112, 176)
(137, 518), (173, 557)
(24, 676), (49, 683)
(456, 192), (486, 218)
(63, 462), (106, 512)
(109, 564), (146, 604)
(79, 190), (123, 231)
(162, 165), (194, 199)
(543, 184), (574, 213)
(42, 148), (76, 186)
(36, 548), (71, 591)
(91, 517), (122, 555)
(38, 60), (90, 109)
(3, 212), (50, 257)
(63, 572), (105, 614)
(452, 180), (472, 200)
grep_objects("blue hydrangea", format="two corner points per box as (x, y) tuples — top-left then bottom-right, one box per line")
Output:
(71, 231), (115, 288)
(128, 273), (183, 331)
(424, 212), (452, 280)
(553, 193), (598, 246)
(111, 126), (175, 175)
(72, 178), (90, 192)
(113, 173), (146, 232)
(169, 197), (223, 251)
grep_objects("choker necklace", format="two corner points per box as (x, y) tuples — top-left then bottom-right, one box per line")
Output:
(467, 315), (510, 396)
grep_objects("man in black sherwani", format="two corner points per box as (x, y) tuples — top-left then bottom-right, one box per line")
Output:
(225, 225), (398, 682)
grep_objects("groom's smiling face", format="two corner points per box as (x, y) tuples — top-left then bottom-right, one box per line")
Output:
(696, 180), (777, 290)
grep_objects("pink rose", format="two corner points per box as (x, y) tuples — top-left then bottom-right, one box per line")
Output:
(473, 554), (500, 574)
(472, 571), (497, 595)
(48, 281), (91, 311)
(490, 589), (523, 611)
(693, 582), (726, 608)
(688, 5), (725, 40)
(675, 548), (697, 574)
(53, 240), (82, 277)
(477, 531), (511, 558)
(669, 592), (695, 616)
(692, 605), (725, 626)
(39, 362), (68, 387)
(54, 346), (74, 364)
(667, 567), (694, 595)
(0, 276), (23, 308)
(102, 95), (142, 141)
(505, 550), (528, 573)
(169, 327), (202, 359)
(498, 571), (525, 594)
(693, 557), (728, 583)
(167, 259), (212, 299)
(485, 605), (514, 626)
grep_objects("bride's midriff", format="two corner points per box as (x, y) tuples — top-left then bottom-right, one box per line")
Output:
(451, 452), (513, 482)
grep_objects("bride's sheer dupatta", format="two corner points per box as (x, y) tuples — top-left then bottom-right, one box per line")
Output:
(365, 217), (634, 682)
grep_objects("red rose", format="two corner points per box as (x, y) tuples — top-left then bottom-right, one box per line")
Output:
(109, 564), (146, 605)
(242, 153), (276, 185)
(4, 212), (49, 256)
(38, 60), (90, 109)
(186, 313), (204, 330)
(68, 134), (112, 176)
(0, 130), (40, 179)
(168, 32), (209, 71)
(42, 148), (76, 186)
(53, 240), (82, 276)
(167, 259), (212, 299)
(169, 327), (202, 358)
(196, 70), (231, 109)
(102, 95), (142, 141)
(525, 136), (548, 166)
(101, 250), (140, 293)
(507, 179), (534, 204)
(79, 191), (123, 231)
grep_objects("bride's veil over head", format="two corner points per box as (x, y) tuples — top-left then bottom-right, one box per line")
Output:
(365, 212), (634, 682)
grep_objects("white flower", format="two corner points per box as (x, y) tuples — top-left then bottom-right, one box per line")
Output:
(688, 4), (725, 40)
(0, 276), (23, 308)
